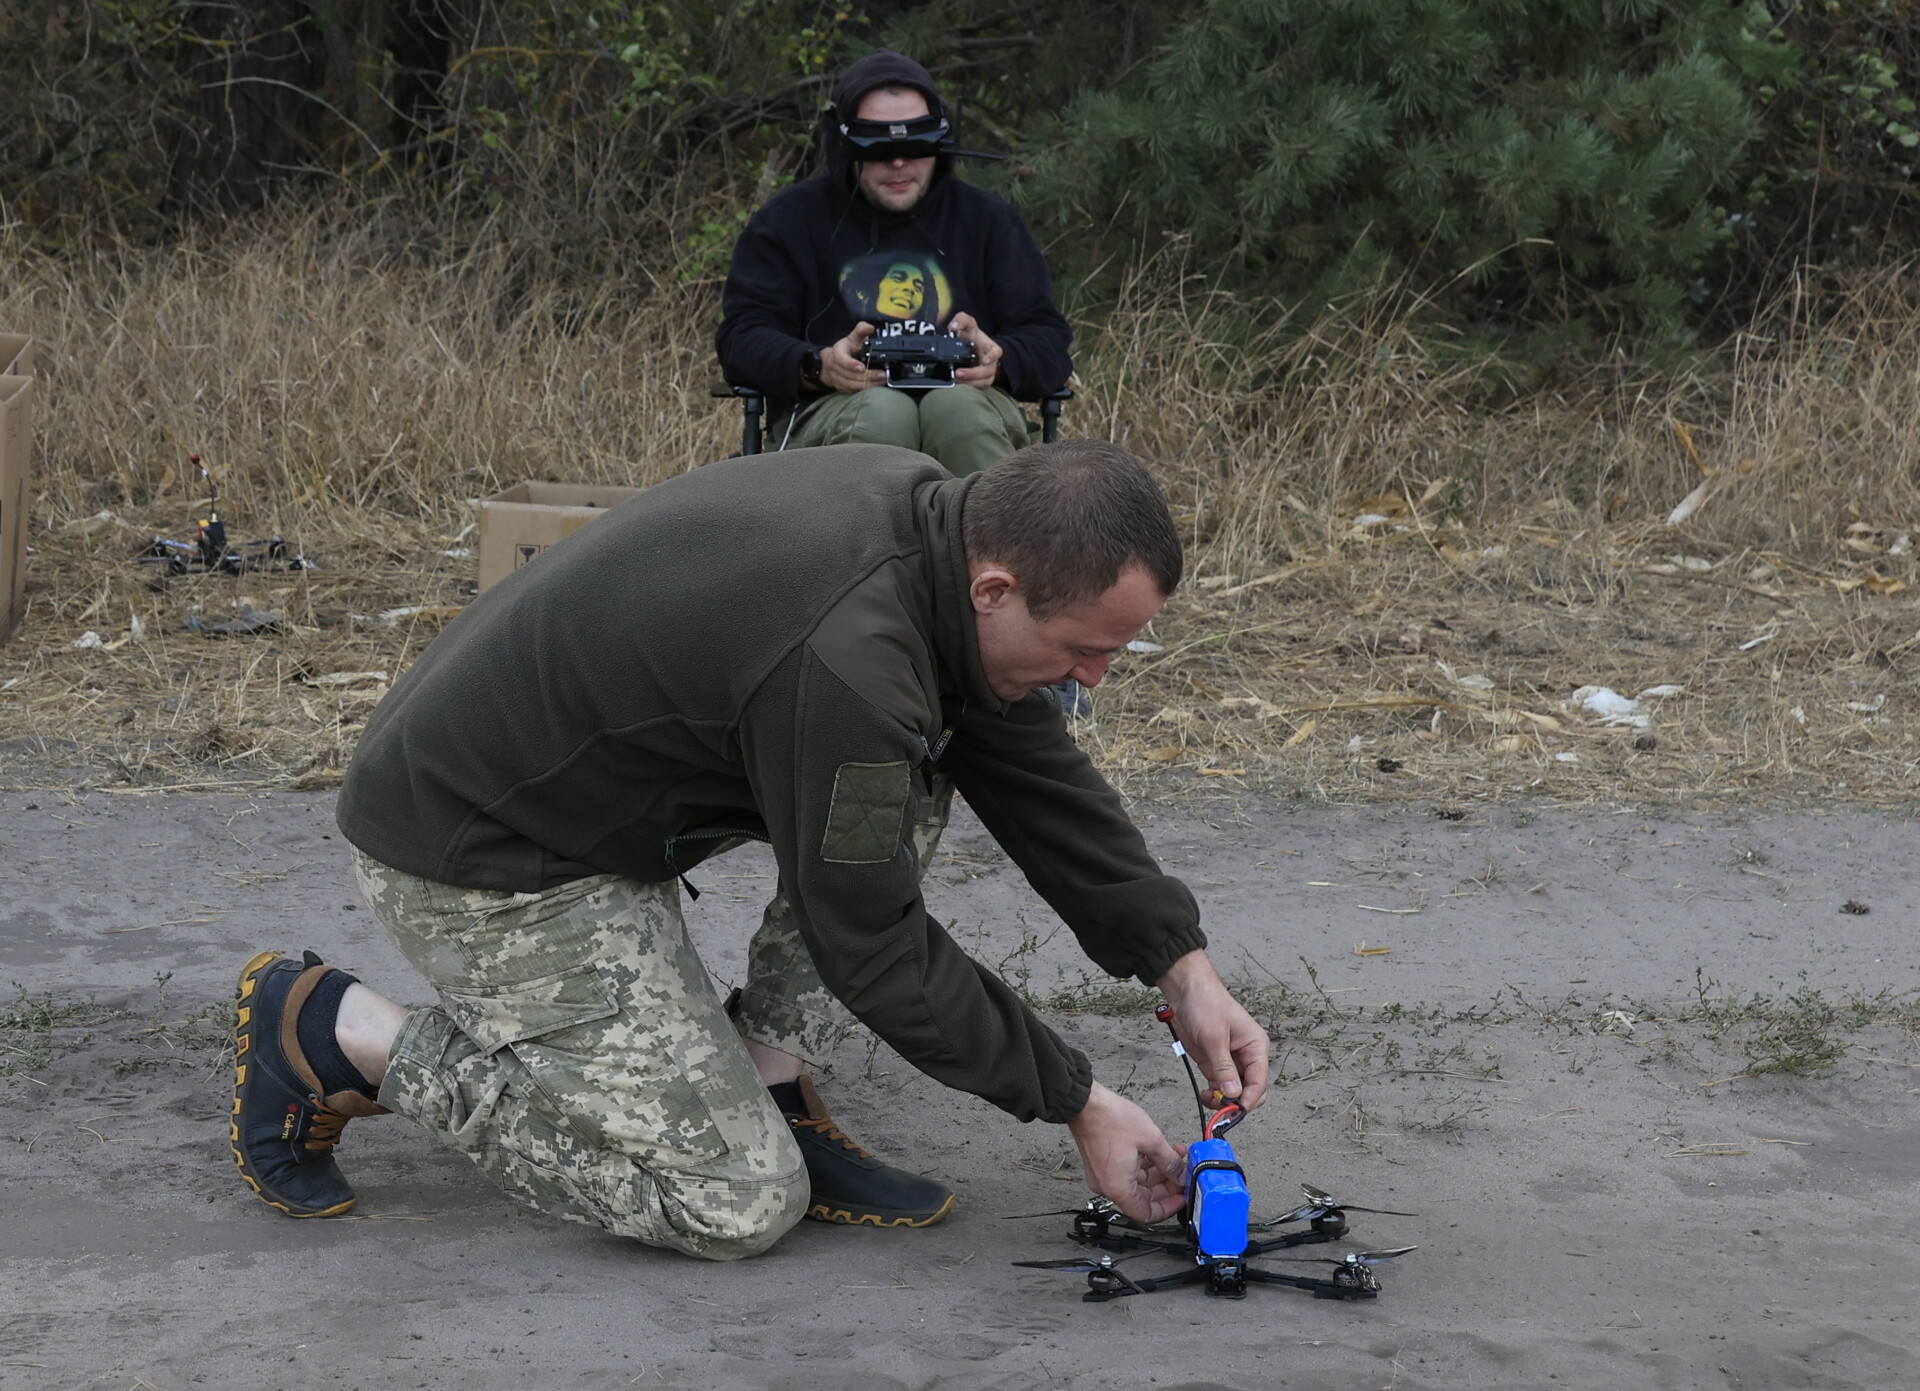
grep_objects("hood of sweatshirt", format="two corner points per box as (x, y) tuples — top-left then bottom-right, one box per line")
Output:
(824, 49), (954, 197)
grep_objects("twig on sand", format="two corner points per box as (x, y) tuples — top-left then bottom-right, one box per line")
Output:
(102, 914), (227, 933)
(1391, 1069), (1509, 1082)
(1631, 564), (1800, 607)
(1667, 1143), (1747, 1157)
(1854, 1051), (1920, 1069)
(98, 782), (284, 795)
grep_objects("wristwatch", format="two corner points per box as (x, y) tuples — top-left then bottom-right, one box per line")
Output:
(799, 347), (823, 390)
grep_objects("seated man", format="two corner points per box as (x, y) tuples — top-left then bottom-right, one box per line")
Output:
(227, 439), (1268, 1260)
(716, 48), (1072, 477)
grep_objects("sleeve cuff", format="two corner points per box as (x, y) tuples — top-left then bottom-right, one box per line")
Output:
(1035, 1048), (1094, 1125)
(1130, 922), (1210, 989)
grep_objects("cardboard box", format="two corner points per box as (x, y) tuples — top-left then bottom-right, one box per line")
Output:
(0, 333), (34, 643)
(476, 481), (640, 592)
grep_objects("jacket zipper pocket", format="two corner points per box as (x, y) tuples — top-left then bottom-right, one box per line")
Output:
(663, 826), (770, 900)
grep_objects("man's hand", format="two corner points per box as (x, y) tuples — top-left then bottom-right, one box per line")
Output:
(1155, 950), (1272, 1110)
(821, 322), (883, 393)
(1067, 1081), (1186, 1224)
(948, 311), (1003, 388)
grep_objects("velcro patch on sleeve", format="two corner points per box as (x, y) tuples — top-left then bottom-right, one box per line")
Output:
(821, 761), (911, 865)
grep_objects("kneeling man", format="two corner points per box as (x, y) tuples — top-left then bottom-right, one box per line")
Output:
(229, 439), (1268, 1259)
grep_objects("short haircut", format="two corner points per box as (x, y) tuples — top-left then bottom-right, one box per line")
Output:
(862, 83), (927, 106)
(963, 440), (1184, 618)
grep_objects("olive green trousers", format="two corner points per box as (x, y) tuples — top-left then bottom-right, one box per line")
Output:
(781, 384), (1029, 476)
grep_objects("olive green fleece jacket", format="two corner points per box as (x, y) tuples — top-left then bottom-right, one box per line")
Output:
(337, 444), (1204, 1124)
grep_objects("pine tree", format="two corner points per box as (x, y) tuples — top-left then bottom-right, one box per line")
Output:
(1019, 0), (1793, 346)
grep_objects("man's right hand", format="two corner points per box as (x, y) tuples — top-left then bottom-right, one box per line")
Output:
(1066, 1081), (1187, 1224)
(821, 322), (884, 393)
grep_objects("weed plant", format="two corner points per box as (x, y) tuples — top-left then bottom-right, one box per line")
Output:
(0, 983), (124, 1076)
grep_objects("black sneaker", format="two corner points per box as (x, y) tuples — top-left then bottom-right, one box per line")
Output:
(1051, 679), (1093, 719)
(230, 950), (388, 1218)
(779, 1077), (954, 1228)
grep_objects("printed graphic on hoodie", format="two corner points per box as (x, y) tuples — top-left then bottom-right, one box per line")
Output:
(839, 251), (955, 338)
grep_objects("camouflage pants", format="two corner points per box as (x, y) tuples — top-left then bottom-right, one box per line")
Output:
(351, 776), (950, 1261)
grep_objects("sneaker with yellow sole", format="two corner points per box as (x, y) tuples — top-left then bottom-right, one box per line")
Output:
(230, 950), (388, 1218)
(773, 1077), (954, 1228)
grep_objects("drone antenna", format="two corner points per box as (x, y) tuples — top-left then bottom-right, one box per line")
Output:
(1154, 1004), (1212, 1134)
(193, 455), (217, 516)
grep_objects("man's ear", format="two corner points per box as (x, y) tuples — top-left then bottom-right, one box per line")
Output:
(968, 564), (1018, 615)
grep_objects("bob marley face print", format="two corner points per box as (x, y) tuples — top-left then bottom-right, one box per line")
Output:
(841, 250), (953, 336)
(876, 261), (925, 320)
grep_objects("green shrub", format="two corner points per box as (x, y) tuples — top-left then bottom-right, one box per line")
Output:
(1019, 0), (1795, 349)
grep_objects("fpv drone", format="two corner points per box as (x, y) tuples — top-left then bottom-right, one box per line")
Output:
(135, 454), (315, 577)
(1010, 1005), (1416, 1302)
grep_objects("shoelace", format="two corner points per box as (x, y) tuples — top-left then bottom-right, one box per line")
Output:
(304, 1101), (351, 1152)
(790, 1113), (872, 1159)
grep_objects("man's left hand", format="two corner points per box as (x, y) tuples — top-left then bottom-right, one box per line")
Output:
(948, 312), (1002, 387)
(1154, 950), (1272, 1110)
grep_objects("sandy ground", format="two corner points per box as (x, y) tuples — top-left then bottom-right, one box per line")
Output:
(3, 785), (1918, 1391)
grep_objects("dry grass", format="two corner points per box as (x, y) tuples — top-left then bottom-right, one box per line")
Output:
(2, 208), (1917, 807)
(1075, 259), (1920, 808)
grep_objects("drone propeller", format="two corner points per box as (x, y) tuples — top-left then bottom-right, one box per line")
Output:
(1305, 1181), (1417, 1216)
(1276, 1246), (1418, 1269)
(1013, 1250), (1158, 1274)
(1254, 1182), (1417, 1228)
(1003, 1199), (1163, 1233)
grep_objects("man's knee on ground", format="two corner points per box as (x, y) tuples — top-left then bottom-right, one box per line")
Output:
(616, 1165), (810, 1261)
(583, 1121), (809, 1260)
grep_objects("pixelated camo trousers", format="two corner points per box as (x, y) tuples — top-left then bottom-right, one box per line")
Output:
(352, 777), (950, 1261)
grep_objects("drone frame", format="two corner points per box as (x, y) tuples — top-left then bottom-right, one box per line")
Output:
(1019, 1193), (1404, 1302)
(1012, 1004), (1415, 1303)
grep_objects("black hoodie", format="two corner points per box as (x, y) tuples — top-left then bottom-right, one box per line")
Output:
(716, 50), (1072, 408)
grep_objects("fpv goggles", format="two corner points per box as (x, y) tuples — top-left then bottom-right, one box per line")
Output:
(837, 110), (953, 162)
(835, 108), (1003, 163)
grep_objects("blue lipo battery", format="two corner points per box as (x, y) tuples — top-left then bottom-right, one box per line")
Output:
(1186, 1138), (1251, 1258)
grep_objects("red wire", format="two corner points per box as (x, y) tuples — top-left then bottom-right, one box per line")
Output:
(1203, 1102), (1244, 1140)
